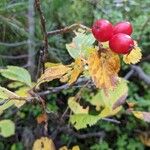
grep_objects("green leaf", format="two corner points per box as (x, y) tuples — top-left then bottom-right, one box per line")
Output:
(91, 78), (128, 109)
(68, 97), (89, 114)
(0, 101), (14, 114)
(90, 78), (128, 117)
(0, 66), (32, 87)
(70, 114), (100, 130)
(66, 31), (95, 59)
(0, 86), (26, 112)
(0, 120), (15, 137)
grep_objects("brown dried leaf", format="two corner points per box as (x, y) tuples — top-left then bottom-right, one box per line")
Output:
(36, 64), (70, 88)
(139, 131), (150, 147)
(88, 49), (120, 90)
(68, 58), (84, 84)
(37, 113), (48, 124)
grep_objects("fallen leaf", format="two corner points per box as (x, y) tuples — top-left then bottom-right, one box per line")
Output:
(37, 113), (48, 124)
(0, 120), (15, 137)
(72, 145), (80, 150)
(32, 137), (56, 150)
(59, 146), (68, 150)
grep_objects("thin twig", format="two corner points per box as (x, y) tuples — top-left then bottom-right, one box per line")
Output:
(124, 69), (135, 80)
(47, 23), (91, 36)
(0, 54), (29, 59)
(35, 0), (48, 73)
(131, 65), (150, 85)
(58, 126), (105, 139)
(0, 41), (27, 47)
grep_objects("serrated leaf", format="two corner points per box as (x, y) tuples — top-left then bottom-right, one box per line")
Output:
(123, 47), (142, 64)
(66, 31), (95, 59)
(0, 66), (32, 87)
(70, 114), (100, 130)
(68, 97), (89, 114)
(132, 111), (150, 122)
(68, 58), (84, 84)
(36, 64), (70, 88)
(88, 49), (120, 90)
(0, 120), (15, 137)
(91, 79), (128, 116)
(32, 137), (56, 150)
(139, 131), (150, 147)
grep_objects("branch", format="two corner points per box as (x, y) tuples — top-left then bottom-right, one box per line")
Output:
(38, 77), (92, 96)
(0, 54), (29, 59)
(56, 126), (105, 139)
(47, 23), (91, 36)
(35, 0), (48, 73)
(131, 65), (150, 85)
(0, 41), (27, 47)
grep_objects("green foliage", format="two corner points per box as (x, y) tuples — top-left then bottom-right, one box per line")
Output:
(0, 119), (15, 137)
(70, 114), (100, 130)
(0, 66), (32, 87)
(66, 31), (95, 59)
(0, 0), (150, 149)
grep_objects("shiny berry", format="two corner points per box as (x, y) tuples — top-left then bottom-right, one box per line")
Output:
(109, 33), (134, 54)
(92, 19), (113, 42)
(113, 21), (133, 35)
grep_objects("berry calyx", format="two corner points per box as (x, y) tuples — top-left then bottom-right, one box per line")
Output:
(92, 19), (113, 42)
(109, 33), (134, 54)
(113, 21), (133, 35)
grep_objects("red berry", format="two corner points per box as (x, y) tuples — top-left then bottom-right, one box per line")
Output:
(113, 21), (133, 35)
(92, 19), (113, 42)
(109, 33), (134, 54)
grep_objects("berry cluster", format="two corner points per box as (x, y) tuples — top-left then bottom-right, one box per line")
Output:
(92, 19), (134, 54)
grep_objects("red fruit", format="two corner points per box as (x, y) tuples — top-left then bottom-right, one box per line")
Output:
(109, 33), (134, 54)
(113, 21), (133, 35)
(92, 19), (113, 42)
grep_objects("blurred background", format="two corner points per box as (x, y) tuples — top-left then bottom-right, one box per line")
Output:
(0, 0), (150, 149)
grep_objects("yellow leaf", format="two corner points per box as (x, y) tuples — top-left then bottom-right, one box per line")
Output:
(32, 137), (56, 150)
(139, 131), (150, 147)
(72, 145), (80, 150)
(45, 62), (61, 69)
(36, 64), (70, 88)
(68, 58), (83, 84)
(132, 111), (150, 122)
(99, 107), (121, 118)
(123, 47), (142, 64)
(68, 97), (89, 114)
(88, 48), (120, 90)
(59, 146), (68, 150)
(0, 86), (26, 108)
(14, 86), (33, 108)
